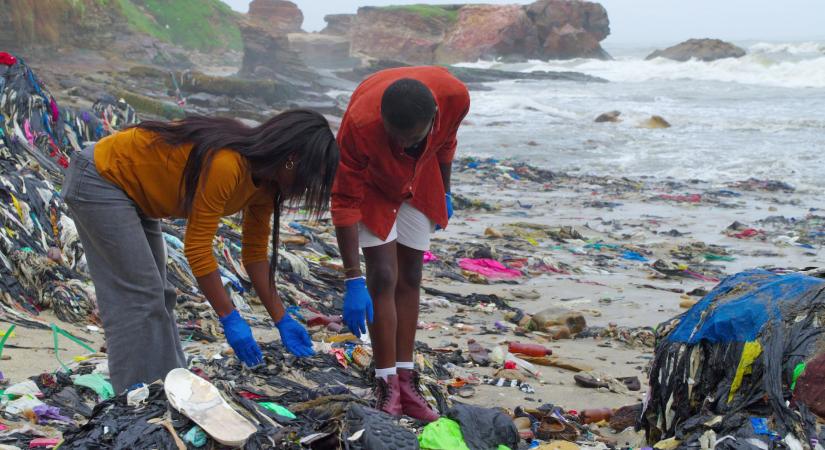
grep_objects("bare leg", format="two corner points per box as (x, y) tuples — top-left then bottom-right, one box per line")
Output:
(394, 243), (424, 363)
(363, 242), (399, 369)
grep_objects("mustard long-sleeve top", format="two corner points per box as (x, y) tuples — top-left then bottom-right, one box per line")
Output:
(92, 127), (274, 277)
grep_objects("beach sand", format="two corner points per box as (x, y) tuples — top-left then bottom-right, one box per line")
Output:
(2, 161), (822, 422)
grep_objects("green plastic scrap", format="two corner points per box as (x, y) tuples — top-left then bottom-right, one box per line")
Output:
(791, 362), (806, 391)
(419, 417), (512, 450)
(74, 373), (114, 400)
(184, 426), (207, 448)
(419, 418), (470, 450)
(0, 324), (15, 361)
(52, 323), (96, 372)
(704, 253), (735, 262)
(258, 401), (297, 419)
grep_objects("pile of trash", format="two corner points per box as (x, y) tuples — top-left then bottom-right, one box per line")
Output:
(0, 51), (568, 450)
(0, 53), (288, 335)
(0, 52), (137, 330)
(643, 269), (825, 449)
(0, 341), (520, 449)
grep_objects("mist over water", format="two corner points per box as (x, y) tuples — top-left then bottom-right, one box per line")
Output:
(454, 41), (825, 189)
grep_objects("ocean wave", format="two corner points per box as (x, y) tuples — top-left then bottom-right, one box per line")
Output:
(456, 42), (825, 89)
(749, 41), (825, 55)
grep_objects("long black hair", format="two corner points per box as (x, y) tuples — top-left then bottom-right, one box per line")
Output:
(133, 110), (339, 285)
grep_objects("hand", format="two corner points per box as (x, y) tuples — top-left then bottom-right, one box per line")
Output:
(343, 277), (374, 337)
(219, 310), (263, 367)
(275, 314), (315, 357)
(436, 192), (454, 231)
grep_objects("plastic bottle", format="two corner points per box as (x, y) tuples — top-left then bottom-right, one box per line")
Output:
(508, 342), (553, 357)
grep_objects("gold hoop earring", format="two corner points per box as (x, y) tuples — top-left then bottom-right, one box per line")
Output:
(285, 160), (295, 170)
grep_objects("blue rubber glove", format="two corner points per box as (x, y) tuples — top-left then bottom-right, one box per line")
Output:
(275, 313), (315, 357)
(436, 192), (454, 231)
(219, 310), (263, 367)
(343, 277), (374, 337)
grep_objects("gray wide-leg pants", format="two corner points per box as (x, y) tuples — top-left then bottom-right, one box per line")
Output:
(63, 146), (186, 393)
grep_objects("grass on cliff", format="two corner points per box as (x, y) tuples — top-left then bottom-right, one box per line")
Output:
(379, 4), (460, 23)
(103, 0), (243, 51)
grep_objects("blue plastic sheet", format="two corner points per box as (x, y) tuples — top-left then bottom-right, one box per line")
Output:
(668, 269), (825, 344)
(621, 251), (649, 262)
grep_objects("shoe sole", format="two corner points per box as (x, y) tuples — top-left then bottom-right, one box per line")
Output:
(164, 368), (257, 447)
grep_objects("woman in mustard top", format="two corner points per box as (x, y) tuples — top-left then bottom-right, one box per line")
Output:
(62, 110), (339, 392)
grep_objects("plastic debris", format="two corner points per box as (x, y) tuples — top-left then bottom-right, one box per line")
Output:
(73, 374), (114, 401)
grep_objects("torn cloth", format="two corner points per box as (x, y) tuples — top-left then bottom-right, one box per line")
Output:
(458, 259), (521, 280)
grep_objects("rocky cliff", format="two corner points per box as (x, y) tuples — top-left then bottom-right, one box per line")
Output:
(436, 5), (539, 63)
(324, 0), (611, 64)
(349, 6), (460, 64)
(0, 0), (242, 53)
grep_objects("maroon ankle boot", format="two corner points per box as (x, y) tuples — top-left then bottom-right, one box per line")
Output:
(397, 368), (439, 423)
(375, 375), (402, 417)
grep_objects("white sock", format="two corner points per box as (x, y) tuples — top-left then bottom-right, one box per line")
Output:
(396, 361), (415, 370)
(375, 367), (397, 381)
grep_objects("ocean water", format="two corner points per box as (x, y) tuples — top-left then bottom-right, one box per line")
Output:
(454, 41), (825, 189)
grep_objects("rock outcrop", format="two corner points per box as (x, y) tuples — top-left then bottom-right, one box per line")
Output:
(335, 59), (607, 85)
(527, 0), (611, 59)
(594, 111), (621, 123)
(350, 6), (458, 65)
(639, 115), (671, 129)
(646, 39), (746, 62)
(238, 19), (316, 84)
(289, 33), (360, 69)
(321, 14), (356, 36)
(346, 1), (611, 65)
(435, 5), (539, 64)
(248, 0), (304, 34)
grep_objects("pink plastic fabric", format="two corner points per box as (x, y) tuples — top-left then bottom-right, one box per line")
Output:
(0, 52), (16, 66)
(50, 97), (59, 123)
(29, 438), (61, 448)
(459, 258), (521, 279)
(423, 251), (438, 263)
(659, 194), (701, 203)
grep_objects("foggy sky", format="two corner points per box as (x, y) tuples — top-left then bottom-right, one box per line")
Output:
(223, 0), (824, 46)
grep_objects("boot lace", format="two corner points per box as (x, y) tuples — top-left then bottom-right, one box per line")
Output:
(376, 378), (393, 409)
(409, 372), (429, 402)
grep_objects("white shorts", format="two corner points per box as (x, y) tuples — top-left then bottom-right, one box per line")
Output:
(358, 202), (435, 251)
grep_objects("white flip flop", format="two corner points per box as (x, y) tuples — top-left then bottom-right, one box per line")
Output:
(164, 368), (257, 447)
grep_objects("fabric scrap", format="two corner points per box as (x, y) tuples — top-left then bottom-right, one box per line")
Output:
(32, 404), (72, 424)
(459, 259), (521, 280)
(446, 403), (519, 450)
(73, 373), (114, 400)
(728, 341), (762, 402)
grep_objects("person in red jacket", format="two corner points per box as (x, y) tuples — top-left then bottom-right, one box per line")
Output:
(332, 67), (470, 421)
